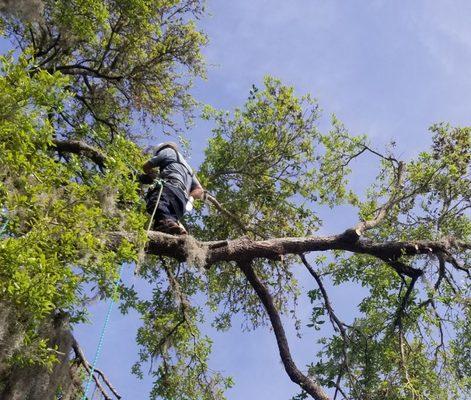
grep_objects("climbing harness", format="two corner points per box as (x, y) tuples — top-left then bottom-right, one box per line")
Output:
(82, 180), (164, 399)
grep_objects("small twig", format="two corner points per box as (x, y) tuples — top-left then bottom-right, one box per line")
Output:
(353, 161), (405, 237)
(444, 253), (470, 276)
(299, 255), (347, 336)
(331, 374), (349, 400)
(300, 254), (357, 392)
(204, 193), (266, 239)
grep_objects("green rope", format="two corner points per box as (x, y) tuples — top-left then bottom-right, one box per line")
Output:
(146, 179), (164, 233)
(82, 179), (164, 399)
(134, 179), (164, 275)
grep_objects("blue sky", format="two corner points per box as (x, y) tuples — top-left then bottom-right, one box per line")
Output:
(2, 1), (471, 399)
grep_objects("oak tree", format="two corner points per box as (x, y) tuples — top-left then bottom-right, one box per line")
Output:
(0, 2), (469, 400)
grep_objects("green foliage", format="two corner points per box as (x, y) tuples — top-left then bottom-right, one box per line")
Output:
(199, 77), (321, 240)
(122, 258), (233, 400)
(193, 78), (469, 399)
(0, 1), (218, 398)
(197, 77), (371, 242)
(190, 78), (368, 334)
(1, 0), (207, 136)
(0, 52), (145, 367)
(308, 124), (470, 399)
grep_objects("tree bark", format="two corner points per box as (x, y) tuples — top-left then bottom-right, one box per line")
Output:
(0, 313), (77, 400)
(114, 229), (467, 278)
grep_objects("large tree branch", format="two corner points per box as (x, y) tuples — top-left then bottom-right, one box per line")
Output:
(50, 139), (153, 183)
(49, 140), (469, 275)
(238, 261), (330, 400)
(115, 230), (468, 400)
(52, 139), (106, 167)
(123, 230), (469, 279)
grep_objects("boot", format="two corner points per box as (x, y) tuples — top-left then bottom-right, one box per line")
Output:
(154, 219), (187, 235)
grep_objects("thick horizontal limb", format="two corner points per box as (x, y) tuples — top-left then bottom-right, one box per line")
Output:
(112, 230), (468, 278)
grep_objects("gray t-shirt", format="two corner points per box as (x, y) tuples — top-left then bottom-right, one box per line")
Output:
(148, 148), (200, 197)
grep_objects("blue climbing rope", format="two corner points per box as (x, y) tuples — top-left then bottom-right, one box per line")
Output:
(81, 264), (124, 400)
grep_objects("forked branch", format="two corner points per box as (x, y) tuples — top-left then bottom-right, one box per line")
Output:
(72, 338), (121, 399)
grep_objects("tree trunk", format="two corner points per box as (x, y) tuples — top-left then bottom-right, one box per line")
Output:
(0, 309), (80, 400)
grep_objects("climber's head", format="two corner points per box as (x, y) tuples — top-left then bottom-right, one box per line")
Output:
(154, 141), (178, 155)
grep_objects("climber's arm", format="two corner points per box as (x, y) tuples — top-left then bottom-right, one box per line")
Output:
(189, 175), (204, 200)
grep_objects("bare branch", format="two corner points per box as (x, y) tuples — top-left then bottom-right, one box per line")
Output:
(300, 254), (356, 392)
(71, 338), (121, 399)
(332, 375), (349, 400)
(361, 143), (399, 164)
(443, 252), (470, 276)
(204, 193), (265, 238)
(300, 255), (347, 337)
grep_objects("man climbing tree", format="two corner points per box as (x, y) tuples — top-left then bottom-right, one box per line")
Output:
(0, 1), (469, 400)
(143, 142), (204, 235)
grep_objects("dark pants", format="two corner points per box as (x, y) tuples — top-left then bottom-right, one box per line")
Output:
(146, 183), (187, 227)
